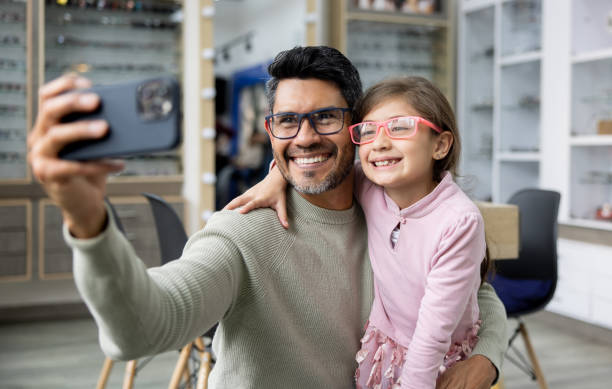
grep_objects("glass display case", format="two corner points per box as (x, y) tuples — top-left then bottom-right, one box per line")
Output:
(459, 5), (494, 200)
(0, 0), (29, 181)
(346, 21), (447, 90)
(459, 0), (542, 203)
(500, 0), (541, 56)
(499, 59), (540, 154)
(569, 0), (612, 228)
(0, 1), (191, 292)
(44, 0), (183, 178)
(330, 0), (454, 97)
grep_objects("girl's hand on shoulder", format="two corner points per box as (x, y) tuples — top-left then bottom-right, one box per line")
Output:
(223, 165), (289, 229)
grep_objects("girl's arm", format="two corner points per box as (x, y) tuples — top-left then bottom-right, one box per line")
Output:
(223, 165), (289, 228)
(401, 213), (486, 389)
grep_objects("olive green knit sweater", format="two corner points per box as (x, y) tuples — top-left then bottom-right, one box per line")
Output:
(66, 189), (505, 388)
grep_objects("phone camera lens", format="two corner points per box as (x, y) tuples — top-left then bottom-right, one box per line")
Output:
(137, 79), (174, 121)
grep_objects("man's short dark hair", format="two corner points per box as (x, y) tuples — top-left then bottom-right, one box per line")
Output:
(266, 46), (363, 115)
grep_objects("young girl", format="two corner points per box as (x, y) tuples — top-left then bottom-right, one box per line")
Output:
(227, 76), (487, 389)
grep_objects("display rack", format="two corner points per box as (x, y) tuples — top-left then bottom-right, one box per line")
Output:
(459, 4), (494, 200)
(0, 0), (197, 320)
(0, 0), (31, 182)
(458, 0), (542, 202)
(43, 0), (183, 179)
(0, 199), (31, 282)
(459, 0), (612, 332)
(568, 0), (612, 229)
(329, 0), (455, 99)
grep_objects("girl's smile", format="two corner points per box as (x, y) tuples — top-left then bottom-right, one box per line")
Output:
(358, 98), (452, 209)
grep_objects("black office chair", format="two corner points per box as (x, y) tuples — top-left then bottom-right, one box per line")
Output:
(489, 189), (561, 389)
(142, 192), (188, 265)
(142, 192), (217, 388)
(104, 197), (125, 234)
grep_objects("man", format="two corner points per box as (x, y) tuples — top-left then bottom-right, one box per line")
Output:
(28, 46), (505, 388)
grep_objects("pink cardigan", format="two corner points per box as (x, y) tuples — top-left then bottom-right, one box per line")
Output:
(354, 167), (486, 389)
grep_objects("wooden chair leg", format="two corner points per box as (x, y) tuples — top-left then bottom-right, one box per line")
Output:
(96, 357), (114, 389)
(519, 322), (549, 389)
(123, 360), (138, 389)
(195, 337), (212, 389)
(168, 342), (193, 389)
(183, 366), (194, 389)
(491, 375), (505, 389)
(196, 351), (212, 389)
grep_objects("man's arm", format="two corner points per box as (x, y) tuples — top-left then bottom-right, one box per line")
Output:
(436, 282), (508, 389)
(67, 205), (242, 360)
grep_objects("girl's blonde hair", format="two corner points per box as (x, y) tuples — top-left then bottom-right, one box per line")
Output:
(353, 76), (461, 183)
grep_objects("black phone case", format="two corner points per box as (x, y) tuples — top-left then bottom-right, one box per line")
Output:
(58, 77), (181, 161)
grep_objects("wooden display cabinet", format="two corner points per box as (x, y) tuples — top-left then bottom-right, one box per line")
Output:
(328, 0), (456, 100)
(0, 200), (32, 283)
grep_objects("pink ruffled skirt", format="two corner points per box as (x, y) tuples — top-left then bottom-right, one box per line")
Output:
(355, 321), (481, 389)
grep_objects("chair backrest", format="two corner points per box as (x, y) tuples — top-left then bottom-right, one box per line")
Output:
(142, 192), (219, 339)
(105, 197), (125, 234)
(494, 189), (561, 281)
(142, 193), (188, 265)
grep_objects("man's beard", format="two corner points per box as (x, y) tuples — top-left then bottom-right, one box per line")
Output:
(273, 142), (354, 195)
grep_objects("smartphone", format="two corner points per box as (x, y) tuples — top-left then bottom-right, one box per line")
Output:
(58, 76), (181, 161)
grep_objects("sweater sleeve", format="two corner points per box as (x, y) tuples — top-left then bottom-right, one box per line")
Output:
(65, 204), (243, 361)
(472, 282), (508, 384)
(400, 213), (486, 389)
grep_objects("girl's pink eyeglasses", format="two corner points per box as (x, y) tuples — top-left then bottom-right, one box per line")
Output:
(348, 116), (442, 145)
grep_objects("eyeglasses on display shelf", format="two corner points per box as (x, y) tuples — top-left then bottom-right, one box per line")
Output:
(347, 21), (447, 89)
(118, 153), (182, 177)
(45, 0), (177, 14)
(501, 0), (542, 56)
(44, 0), (183, 178)
(350, 0), (441, 15)
(0, 0), (28, 181)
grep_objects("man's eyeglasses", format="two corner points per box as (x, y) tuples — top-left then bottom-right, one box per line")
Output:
(265, 107), (351, 139)
(348, 116), (442, 145)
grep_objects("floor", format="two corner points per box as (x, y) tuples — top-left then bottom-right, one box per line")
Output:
(0, 318), (178, 389)
(500, 312), (612, 389)
(1, 311), (611, 388)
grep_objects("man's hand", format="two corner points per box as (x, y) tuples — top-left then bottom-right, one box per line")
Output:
(436, 355), (497, 389)
(28, 74), (124, 238)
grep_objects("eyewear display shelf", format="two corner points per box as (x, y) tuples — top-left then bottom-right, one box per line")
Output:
(568, 0), (612, 231)
(458, 0), (542, 203)
(328, 0), (455, 99)
(0, 0), (31, 182)
(460, 0), (612, 233)
(44, 0), (183, 180)
(460, 0), (612, 332)
(0, 1), (188, 320)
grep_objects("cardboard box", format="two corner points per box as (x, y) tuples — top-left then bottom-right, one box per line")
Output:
(476, 201), (519, 260)
(598, 120), (612, 135)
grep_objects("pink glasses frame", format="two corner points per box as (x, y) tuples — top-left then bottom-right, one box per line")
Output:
(348, 116), (443, 145)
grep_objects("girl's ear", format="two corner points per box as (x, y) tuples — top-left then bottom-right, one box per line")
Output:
(432, 132), (453, 160)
